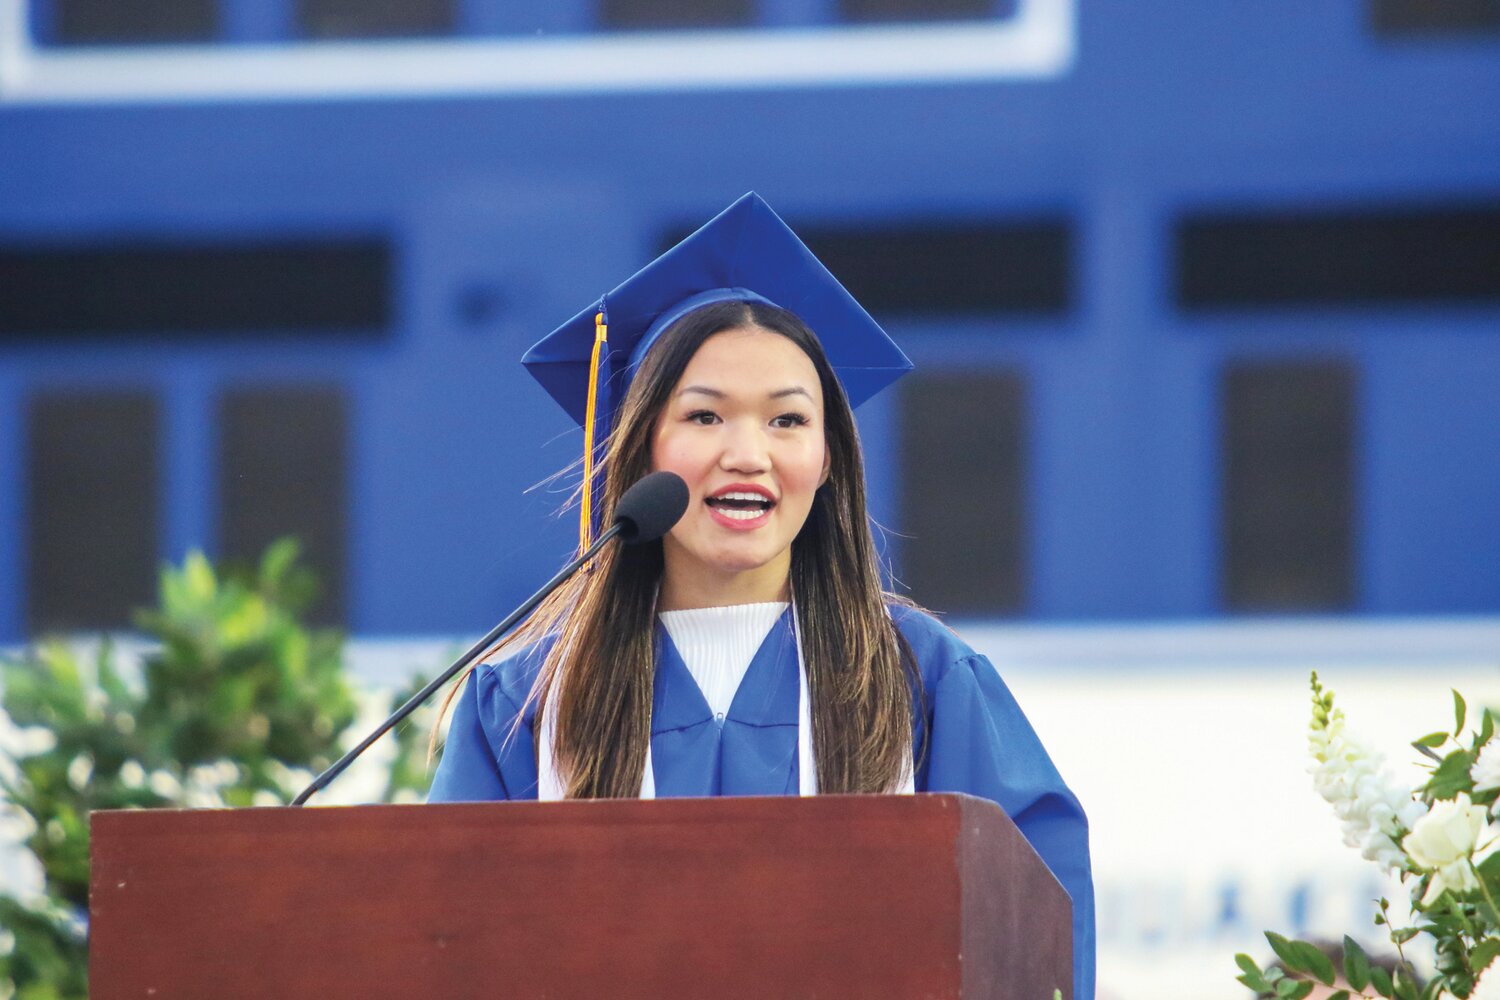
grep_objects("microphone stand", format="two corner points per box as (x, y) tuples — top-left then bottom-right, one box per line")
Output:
(291, 521), (624, 806)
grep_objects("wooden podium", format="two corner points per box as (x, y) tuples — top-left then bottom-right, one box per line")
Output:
(90, 793), (1071, 999)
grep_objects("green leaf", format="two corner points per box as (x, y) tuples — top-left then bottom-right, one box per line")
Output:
(1266, 932), (1304, 972)
(1426, 748), (1477, 799)
(1414, 731), (1449, 749)
(1455, 690), (1468, 736)
(1393, 968), (1419, 1000)
(1472, 938), (1500, 977)
(1235, 954), (1272, 992)
(1342, 935), (1371, 992)
(1391, 927), (1419, 944)
(1370, 965), (1394, 997)
(1328, 993), (1350, 1000)
(1291, 941), (1337, 986)
(1482, 708), (1496, 747)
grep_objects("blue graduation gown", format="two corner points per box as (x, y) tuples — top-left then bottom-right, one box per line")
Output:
(429, 606), (1096, 999)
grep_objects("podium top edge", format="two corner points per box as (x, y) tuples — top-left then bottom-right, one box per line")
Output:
(89, 791), (1006, 827)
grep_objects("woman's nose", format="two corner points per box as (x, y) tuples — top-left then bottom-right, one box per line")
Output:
(719, 422), (769, 473)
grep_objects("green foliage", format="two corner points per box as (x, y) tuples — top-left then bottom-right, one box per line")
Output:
(379, 671), (444, 805)
(0, 541), (437, 999)
(1426, 748), (1476, 802)
(1343, 935), (1371, 992)
(0, 896), (87, 1000)
(1238, 676), (1500, 1000)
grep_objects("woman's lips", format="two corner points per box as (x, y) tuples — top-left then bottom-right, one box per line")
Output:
(705, 487), (775, 530)
(706, 503), (772, 530)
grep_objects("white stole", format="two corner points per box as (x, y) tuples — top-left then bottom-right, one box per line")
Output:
(536, 603), (913, 800)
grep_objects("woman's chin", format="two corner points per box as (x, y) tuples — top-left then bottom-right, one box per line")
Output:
(692, 543), (791, 581)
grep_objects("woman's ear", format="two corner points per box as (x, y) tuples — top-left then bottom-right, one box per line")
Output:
(819, 450), (831, 488)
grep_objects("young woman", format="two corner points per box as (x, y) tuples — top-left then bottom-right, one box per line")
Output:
(428, 194), (1094, 998)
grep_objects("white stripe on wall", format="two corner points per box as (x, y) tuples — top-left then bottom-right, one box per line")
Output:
(0, 0), (1075, 105)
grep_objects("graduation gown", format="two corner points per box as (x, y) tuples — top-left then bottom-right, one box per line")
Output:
(428, 605), (1096, 999)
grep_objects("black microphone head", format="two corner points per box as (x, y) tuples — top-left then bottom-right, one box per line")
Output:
(612, 471), (689, 544)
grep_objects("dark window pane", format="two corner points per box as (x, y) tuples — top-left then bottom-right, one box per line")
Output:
(219, 387), (348, 625)
(600, 0), (754, 29)
(901, 371), (1026, 613)
(1372, 0), (1500, 34)
(841, 0), (996, 22)
(1177, 203), (1500, 309)
(0, 238), (391, 340)
(54, 0), (217, 44)
(297, 0), (454, 38)
(660, 217), (1073, 318)
(1222, 361), (1356, 611)
(27, 392), (159, 633)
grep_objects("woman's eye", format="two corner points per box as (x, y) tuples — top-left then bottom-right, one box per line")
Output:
(686, 410), (719, 425)
(771, 413), (810, 428)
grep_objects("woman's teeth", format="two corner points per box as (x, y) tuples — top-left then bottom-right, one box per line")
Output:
(706, 492), (773, 520)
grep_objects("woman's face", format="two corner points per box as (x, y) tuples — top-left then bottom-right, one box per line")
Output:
(651, 325), (829, 605)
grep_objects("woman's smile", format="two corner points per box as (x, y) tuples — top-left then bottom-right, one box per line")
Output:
(704, 483), (778, 528)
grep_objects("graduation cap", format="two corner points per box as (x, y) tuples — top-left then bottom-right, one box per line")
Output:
(522, 191), (913, 549)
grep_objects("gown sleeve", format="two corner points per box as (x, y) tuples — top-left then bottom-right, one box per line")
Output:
(918, 651), (1096, 1000)
(428, 666), (512, 802)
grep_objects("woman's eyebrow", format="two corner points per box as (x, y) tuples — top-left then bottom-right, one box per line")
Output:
(675, 385), (813, 400)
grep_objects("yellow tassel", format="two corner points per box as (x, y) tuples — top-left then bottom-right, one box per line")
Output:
(580, 311), (608, 550)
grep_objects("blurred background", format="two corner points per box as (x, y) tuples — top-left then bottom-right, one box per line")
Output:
(1, 0), (1498, 994)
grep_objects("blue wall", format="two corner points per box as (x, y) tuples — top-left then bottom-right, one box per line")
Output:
(2, 0), (1498, 639)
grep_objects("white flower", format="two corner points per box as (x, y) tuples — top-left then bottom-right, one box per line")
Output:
(148, 768), (182, 799)
(1406, 793), (1486, 867)
(1403, 793), (1487, 904)
(119, 760), (145, 789)
(1474, 739), (1500, 793)
(1308, 684), (1422, 873)
(66, 753), (93, 791)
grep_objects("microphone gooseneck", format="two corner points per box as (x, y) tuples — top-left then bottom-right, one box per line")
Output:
(291, 471), (688, 806)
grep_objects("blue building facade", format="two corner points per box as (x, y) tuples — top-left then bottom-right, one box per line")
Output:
(1, 0), (1498, 641)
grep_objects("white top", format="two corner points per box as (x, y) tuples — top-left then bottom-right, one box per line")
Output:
(658, 601), (789, 718)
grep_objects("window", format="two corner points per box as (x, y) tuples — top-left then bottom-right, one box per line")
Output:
(1221, 360), (1356, 611)
(1177, 202), (1500, 309)
(52, 0), (217, 44)
(219, 386), (349, 625)
(840, 0), (999, 23)
(901, 371), (1027, 612)
(27, 391), (159, 632)
(599, 0), (755, 30)
(0, 238), (392, 340)
(297, 0), (454, 38)
(1371, 0), (1500, 35)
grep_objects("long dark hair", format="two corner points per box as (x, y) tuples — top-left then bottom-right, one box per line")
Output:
(441, 300), (920, 797)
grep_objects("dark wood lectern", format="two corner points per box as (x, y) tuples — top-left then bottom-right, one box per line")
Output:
(90, 793), (1071, 999)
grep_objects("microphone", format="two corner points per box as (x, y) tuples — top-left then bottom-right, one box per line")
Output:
(291, 471), (689, 806)
(613, 468), (689, 543)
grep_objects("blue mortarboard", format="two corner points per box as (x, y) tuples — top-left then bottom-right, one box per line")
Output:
(522, 191), (913, 547)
